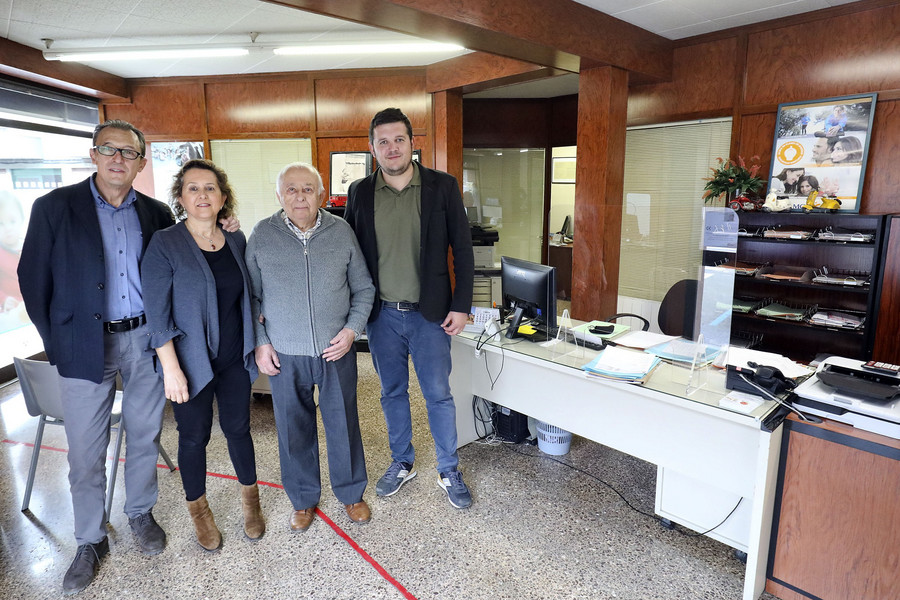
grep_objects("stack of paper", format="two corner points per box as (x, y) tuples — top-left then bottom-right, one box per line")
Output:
(646, 338), (722, 366)
(581, 346), (661, 383)
(570, 320), (629, 345)
(809, 310), (864, 329)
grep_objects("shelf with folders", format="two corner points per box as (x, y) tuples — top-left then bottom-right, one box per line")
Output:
(730, 212), (887, 363)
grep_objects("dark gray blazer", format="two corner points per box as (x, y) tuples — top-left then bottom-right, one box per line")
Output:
(18, 176), (174, 383)
(345, 164), (474, 323)
(140, 221), (258, 399)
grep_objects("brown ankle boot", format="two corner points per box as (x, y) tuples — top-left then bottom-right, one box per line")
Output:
(241, 483), (265, 540)
(186, 495), (222, 551)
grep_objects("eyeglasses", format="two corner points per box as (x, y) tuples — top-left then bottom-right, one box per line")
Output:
(92, 145), (143, 160)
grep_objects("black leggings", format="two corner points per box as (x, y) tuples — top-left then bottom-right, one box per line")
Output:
(172, 358), (256, 501)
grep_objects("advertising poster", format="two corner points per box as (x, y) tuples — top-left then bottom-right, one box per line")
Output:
(768, 94), (876, 212)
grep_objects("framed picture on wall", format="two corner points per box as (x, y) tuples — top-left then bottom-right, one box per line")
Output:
(768, 93), (876, 213)
(551, 156), (576, 184)
(330, 151), (372, 196)
(412, 149), (421, 162)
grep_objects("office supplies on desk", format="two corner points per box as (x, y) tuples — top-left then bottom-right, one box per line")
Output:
(464, 306), (501, 333)
(581, 346), (661, 383)
(613, 330), (678, 350)
(646, 338), (722, 365)
(571, 320), (629, 346)
(792, 356), (900, 438)
(720, 347), (811, 379)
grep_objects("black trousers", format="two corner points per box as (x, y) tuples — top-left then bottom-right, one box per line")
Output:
(171, 358), (256, 501)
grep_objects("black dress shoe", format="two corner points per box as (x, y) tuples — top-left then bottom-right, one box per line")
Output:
(62, 537), (109, 595)
(128, 511), (166, 555)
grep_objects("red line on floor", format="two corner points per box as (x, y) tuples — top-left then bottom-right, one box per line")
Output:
(3, 438), (418, 600)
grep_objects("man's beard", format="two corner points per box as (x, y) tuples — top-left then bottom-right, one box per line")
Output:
(379, 157), (412, 177)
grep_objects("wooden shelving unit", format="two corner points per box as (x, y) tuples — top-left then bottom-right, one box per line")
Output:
(730, 211), (887, 363)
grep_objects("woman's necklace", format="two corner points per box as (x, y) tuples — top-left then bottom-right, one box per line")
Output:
(186, 222), (218, 250)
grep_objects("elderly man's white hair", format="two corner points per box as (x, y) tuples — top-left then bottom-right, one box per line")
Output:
(276, 162), (325, 196)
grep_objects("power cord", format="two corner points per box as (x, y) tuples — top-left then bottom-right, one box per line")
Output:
(738, 373), (815, 422)
(502, 443), (743, 538)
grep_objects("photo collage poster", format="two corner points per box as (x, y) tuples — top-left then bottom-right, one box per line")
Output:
(769, 94), (876, 212)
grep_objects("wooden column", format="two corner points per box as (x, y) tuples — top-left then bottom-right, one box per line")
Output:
(571, 66), (629, 320)
(432, 89), (463, 182)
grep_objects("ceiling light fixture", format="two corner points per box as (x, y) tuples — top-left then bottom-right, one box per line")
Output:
(44, 47), (250, 62)
(42, 40), (465, 63)
(273, 42), (465, 55)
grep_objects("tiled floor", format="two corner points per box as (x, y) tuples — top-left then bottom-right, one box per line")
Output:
(0, 353), (781, 599)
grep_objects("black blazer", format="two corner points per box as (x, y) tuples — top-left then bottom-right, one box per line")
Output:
(345, 164), (474, 323)
(17, 177), (175, 383)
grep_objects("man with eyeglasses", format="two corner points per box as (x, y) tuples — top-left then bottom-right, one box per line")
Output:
(18, 120), (235, 595)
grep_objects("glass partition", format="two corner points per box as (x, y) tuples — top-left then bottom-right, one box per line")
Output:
(463, 148), (545, 265)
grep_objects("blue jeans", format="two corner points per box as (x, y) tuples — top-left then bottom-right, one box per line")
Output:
(367, 305), (459, 474)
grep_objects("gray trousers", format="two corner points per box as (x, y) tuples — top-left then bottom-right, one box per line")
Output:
(58, 324), (166, 545)
(269, 350), (367, 509)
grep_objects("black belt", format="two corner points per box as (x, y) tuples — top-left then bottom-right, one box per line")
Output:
(382, 301), (419, 312)
(104, 314), (146, 334)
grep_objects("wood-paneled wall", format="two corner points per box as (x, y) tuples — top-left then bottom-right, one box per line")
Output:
(100, 69), (429, 201)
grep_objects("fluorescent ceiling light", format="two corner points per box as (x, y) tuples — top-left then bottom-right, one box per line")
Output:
(274, 42), (464, 55)
(44, 47), (249, 62)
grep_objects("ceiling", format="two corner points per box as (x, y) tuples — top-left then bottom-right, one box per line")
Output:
(1, 0), (862, 98)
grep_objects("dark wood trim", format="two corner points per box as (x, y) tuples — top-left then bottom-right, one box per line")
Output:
(0, 38), (128, 99)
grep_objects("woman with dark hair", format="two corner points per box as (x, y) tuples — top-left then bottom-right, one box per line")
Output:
(773, 167), (805, 195)
(831, 136), (863, 164)
(798, 175), (821, 196)
(141, 159), (263, 551)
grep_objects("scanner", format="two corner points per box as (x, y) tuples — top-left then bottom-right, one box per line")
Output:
(792, 356), (900, 439)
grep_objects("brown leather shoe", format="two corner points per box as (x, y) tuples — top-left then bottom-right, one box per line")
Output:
(344, 501), (371, 524)
(290, 507), (316, 532)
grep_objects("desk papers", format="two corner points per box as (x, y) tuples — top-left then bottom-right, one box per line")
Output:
(720, 347), (812, 379)
(613, 330), (679, 350)
(646, 339), (722, 366)
(581, 346), (661, 383)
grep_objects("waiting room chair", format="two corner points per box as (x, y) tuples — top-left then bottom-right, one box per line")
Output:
(14, 357), (176, 520)
(607, 279), (699, 338)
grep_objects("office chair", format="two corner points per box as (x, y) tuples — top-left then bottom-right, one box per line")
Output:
(14, 357), (176, 520)
(607, 279), (698, 338)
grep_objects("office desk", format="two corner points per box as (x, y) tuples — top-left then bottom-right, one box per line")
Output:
(450, 333), (785, 600)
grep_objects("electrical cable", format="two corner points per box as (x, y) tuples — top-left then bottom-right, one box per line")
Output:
(738, 373), (814, 422)
(503, 443), (743, 538)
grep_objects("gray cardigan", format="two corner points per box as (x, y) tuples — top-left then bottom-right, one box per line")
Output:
(141, 222), (259, 399)
(245, 209), (375, 357)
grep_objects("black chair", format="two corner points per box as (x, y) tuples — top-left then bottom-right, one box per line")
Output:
(607, 279), (698, 338)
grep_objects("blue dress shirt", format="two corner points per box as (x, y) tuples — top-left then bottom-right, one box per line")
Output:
(90, 175), (144, 320)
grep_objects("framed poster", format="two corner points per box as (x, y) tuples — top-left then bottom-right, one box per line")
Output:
(551, 156), (576, 184)
(768, 94), (876, 213)
(149, 141), (204, 202)
(330, 151), (372, 196)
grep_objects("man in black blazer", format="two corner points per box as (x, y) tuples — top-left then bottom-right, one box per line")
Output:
(345, 108), (475, 509)
(18, 120), (173, 594)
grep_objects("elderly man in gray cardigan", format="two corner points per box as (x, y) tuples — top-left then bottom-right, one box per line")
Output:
(245, 162), (375, 531)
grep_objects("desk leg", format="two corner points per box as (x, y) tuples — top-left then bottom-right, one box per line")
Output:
(451, 339), (479, 447)
(742, 425), (782, 600)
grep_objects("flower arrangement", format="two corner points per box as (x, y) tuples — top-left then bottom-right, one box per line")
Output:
(702, 156), (764, 204)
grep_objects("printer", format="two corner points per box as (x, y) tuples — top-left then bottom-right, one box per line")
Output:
(792, 356), (900, 439)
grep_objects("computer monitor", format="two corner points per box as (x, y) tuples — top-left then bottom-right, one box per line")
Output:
(500, 256), (557, 339)
(559, 214), (574, 238)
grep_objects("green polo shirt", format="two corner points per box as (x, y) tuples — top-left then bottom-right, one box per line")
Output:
(374, 163), (421, 303)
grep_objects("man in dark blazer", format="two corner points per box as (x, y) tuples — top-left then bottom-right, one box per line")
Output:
(18, 120), (174, 595)
(345, 108), (475, 509)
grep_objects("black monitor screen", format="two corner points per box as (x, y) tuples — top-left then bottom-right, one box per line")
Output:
(500, 256), (557, 339)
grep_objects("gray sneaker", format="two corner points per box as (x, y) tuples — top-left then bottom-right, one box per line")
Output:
(438, 470), (472, 509)
(375, 461), (417, 497)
